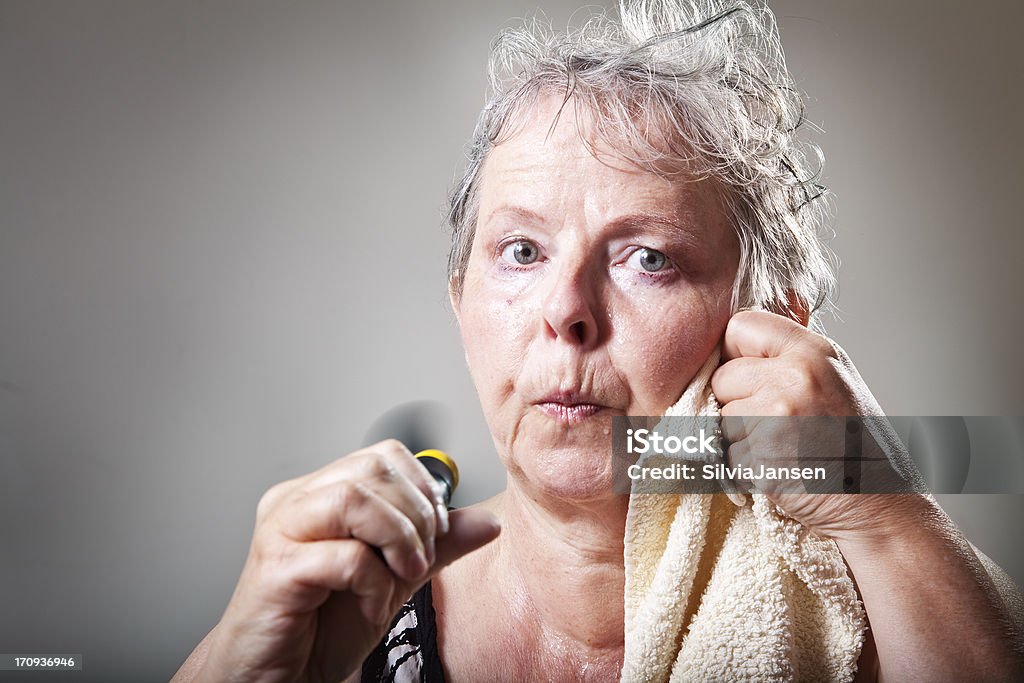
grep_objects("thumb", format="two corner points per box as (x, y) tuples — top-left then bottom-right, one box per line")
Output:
(384, 509), (499, 625)
(432, 508), (500, 569)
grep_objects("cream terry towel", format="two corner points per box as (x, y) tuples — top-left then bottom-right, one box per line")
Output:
(621, 347), (868, 683)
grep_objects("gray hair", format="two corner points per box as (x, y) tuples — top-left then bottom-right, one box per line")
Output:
(446, 0), (836, 330)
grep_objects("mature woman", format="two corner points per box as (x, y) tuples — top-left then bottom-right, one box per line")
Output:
(174, 1), (1023, 681)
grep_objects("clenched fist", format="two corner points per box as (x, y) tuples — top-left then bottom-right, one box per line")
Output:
(191, 439), (500, 683)
(711, 310), (921, 540)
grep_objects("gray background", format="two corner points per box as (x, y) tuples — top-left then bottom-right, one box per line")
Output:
(1, 1), (1021, 680)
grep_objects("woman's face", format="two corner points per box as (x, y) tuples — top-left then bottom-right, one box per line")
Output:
(452, 96), (740, 502)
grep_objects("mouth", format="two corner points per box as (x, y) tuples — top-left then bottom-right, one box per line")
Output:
(533, 391), (608, 424)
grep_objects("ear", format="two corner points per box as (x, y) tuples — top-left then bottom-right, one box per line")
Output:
(769, 290), (810, 327)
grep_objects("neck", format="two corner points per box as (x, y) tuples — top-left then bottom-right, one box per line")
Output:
(489, 478), (627, 654)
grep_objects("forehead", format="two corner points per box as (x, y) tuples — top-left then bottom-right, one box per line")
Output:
(477, 94), (725, 222)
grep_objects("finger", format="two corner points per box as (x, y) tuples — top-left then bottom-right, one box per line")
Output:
(367, 441), (451, 539)
(256, 478), (302, 522)
(724, 438), (751, 474)
(429, 508), (500, 571)
(720, 397), (763, 418)
(299, 441), (433, 500)
(719, 414), (752, 444)
(727, 427), (790, 497)
(721, 309), (806, 362)
(721, 438), (752, 502)
(286, 539), (397, 626)
(299, 441), (449, 540)
(368, 440), (445, 506)
(351, 454), (439, 565)
(277, 481), (430, 581)
(711, 357), (771, 403)
(300, 449), (439, 562)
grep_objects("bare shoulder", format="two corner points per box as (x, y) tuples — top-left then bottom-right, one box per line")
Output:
(970, 542), (1024, 634)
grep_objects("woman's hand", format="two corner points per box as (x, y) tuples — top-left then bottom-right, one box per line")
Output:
(710, 309), (919, 540)
(193, 439), (500, 683)
(711, 310), (1024, 679)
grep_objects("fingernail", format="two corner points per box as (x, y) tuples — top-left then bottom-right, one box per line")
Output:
(436, 502), (450, 535)
(425, 535), (435, 566)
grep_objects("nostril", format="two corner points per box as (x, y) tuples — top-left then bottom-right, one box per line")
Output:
(569, 321), (587, 344)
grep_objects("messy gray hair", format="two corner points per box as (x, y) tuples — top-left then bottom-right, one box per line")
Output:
(446, 0), (837, 329)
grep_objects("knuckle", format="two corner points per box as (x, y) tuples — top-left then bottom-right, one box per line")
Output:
(366, 453), (398, 482)
(251, 535), (293, 577)
(421, 495), (436, 521)
(398, 517), (420, 548)
(333, 480), (367, 519)
(789, 362), (819, 393)
(256, 481), (291, 519)
(771, 397), (795, 416)
(781, 324), (807, 351)
(804, 331), (838, 358)
(379, 438), (412, 458)
(734, 309), (759, 324)
(770, 397), (794, 413)
(728, 310), (755, 333)
(418, 499), (437, 534)
(270, 541), (300, 572)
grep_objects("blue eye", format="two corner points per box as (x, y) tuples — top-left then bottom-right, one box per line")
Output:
(500, 239), (540, 265)
(626, 247), (668, 273)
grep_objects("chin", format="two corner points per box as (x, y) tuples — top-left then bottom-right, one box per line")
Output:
(508, 424), (617, 503)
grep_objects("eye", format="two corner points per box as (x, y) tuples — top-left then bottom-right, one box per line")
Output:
(626, 247), (668, 273)
(500, 239), (540, 266)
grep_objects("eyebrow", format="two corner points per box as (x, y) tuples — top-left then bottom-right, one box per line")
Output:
(484, 204), (705, 248)
(484, 205), (547, 227)
(610, 212), (705, 248)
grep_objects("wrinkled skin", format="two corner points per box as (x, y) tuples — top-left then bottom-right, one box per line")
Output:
(453, 95), (739, 505)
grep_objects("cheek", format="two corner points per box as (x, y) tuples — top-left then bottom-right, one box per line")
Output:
(609, 291), (722, 413)
(458, 284), (528, 401)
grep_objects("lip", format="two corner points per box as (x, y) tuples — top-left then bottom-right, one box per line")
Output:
(533, 391), (608, 424)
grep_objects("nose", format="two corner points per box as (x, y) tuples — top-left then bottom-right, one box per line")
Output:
(540, 258), (601, 349)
